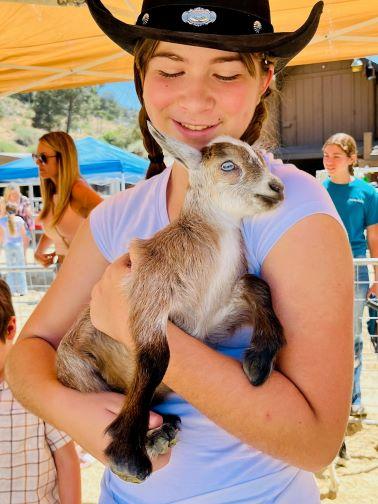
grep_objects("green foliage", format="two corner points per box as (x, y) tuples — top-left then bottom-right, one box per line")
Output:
(102, 121), (143, 152)
(1, 87), (145, 156)
(0, 139), (23, 152)
(27, 87), (131, 133)
(13, 126), (41, 147)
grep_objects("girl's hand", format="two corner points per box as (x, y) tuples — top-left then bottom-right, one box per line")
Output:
(367, 282), (378, 300)
(34, 251), (56, 267)
(89, 253), (134, 348)
(83, 390), (171, 471)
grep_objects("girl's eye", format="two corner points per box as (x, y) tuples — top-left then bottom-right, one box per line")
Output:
(158, 70), (184, 79)
(221, 160), (236, 172)
(215, 74), (240, 81)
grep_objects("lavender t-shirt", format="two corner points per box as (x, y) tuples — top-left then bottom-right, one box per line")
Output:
(90, 155), (340, 504)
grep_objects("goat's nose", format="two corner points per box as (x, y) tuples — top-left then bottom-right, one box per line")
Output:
(269, 180), (283, 194)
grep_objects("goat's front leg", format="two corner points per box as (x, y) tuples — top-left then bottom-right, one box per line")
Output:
(103, 270), (180, 483)
(236, 274), (285, 386)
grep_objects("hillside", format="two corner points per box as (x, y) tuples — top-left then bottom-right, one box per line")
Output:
(0, 87), (146, 157)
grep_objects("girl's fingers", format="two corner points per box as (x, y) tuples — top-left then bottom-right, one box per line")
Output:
(149, 411), (164, 430)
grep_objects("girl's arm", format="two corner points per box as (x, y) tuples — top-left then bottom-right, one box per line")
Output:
(165, 214), (353, 471)
(6, 220), (111, 456)
(6, 219), (170, 470)
(94, 214), (354, 472)
(53, 441), (81, 504)
(71, 180), (103, 218)
(367, 223), (378, 297)
(34, 233), (55, 267)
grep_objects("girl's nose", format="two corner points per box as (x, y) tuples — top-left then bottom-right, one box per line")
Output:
(177, 79), (215, 114)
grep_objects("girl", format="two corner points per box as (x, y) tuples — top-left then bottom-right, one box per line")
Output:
(0, 200), (28, 296)
(33, 131), (103, 267)
(7, 1), (354, 502)
(3, 182), (34, 255)
(323, 133), (378, 417)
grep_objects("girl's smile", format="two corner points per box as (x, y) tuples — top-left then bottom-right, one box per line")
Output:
(143, 42), (272, 150)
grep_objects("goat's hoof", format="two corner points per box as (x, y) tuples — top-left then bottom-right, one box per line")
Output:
(106, 441), (152, 483)
(146, 414), (181, 458)
(243, 348), (275, 386)
(109, 453), (152, 483)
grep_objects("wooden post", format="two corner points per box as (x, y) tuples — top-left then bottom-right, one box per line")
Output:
(364, 132), (373, 160)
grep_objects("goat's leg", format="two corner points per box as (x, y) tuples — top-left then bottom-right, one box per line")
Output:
(236, 274), (285, 386)
(105, 322), (171, 482)
(57, 308), (179, 481)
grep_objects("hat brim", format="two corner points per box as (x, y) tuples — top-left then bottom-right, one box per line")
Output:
(86, 0), (323, 73)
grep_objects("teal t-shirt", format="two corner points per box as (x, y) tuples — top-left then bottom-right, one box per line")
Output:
(323, 178), (378, 257)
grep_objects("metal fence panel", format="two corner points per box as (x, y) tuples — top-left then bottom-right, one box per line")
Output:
(0, 265), (56, 330)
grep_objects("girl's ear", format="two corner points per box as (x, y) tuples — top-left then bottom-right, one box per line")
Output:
(260, 65), (274, 97)
(6, 316), (16, 341)
(350, 153), (357, 166)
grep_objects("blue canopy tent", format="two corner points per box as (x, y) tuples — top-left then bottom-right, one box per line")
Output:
(0, 137), (148, 185)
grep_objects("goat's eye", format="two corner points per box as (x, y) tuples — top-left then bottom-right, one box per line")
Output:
(221, 160), (236, 172)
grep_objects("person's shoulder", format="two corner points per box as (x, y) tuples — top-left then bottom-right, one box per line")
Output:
(353, 178), (377, 194)
(263, 152), (327, 203)
(94, 171), (168, 213)
(71, 178), (99, 199)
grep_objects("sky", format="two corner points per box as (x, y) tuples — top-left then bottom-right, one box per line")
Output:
(98, 81), (140, 110)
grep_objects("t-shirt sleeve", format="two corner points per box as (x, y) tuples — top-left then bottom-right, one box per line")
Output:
(242, 161), (343, 275)
(89, 191), (129, 262)
(45, 422), (71, 452)
(364, 187), (378, 227)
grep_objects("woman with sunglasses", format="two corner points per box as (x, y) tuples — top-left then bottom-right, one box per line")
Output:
(7, 1), (354, 502)
(33, 131), (102, 267)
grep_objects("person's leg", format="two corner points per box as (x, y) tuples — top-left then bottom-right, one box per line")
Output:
(351, 262), (368, 411)
(5, 244), (27, 296)
(4, 245), (17, 295)
(14, 243), (27, 295)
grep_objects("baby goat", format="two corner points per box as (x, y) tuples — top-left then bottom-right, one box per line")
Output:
(56, 124), (285, 483)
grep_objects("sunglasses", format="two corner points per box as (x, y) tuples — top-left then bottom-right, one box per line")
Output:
(32, 153), (58, 165)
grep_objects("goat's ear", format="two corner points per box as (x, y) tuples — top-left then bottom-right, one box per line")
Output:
(147, 121), (202, 171)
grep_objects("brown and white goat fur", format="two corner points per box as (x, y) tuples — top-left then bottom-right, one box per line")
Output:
(56, 124), (285, 482)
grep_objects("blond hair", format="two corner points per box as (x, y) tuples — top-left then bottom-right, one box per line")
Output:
(3, 182), (21, 204)
(323, 133), (358, 176)
(5, 203), (17, 236)
(38, 131), (80, 226)
(133, 39), (276, 179)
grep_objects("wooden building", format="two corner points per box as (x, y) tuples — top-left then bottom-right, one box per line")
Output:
(275, 59), (377, 176)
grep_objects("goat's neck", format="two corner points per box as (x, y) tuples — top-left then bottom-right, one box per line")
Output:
(181, 184), (241, 232)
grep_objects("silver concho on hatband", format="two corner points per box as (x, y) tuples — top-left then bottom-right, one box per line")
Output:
(142, 13), (149, 25)
(253, 20), (262, 33)
(182, 7), (217, 27)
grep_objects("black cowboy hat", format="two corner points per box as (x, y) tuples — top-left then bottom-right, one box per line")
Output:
(86, 0), (323, 72)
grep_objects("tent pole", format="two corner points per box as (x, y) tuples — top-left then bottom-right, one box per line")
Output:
(28, 184), (37, 252)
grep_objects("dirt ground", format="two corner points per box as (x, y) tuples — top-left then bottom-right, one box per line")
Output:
(2, 253), (377, 503)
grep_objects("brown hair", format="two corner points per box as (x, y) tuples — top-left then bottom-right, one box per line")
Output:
(133, 39), (275, 179)
(38, 131), (80, 226)
(323, 133), (358, 176)
(0, 279), (15, 343)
